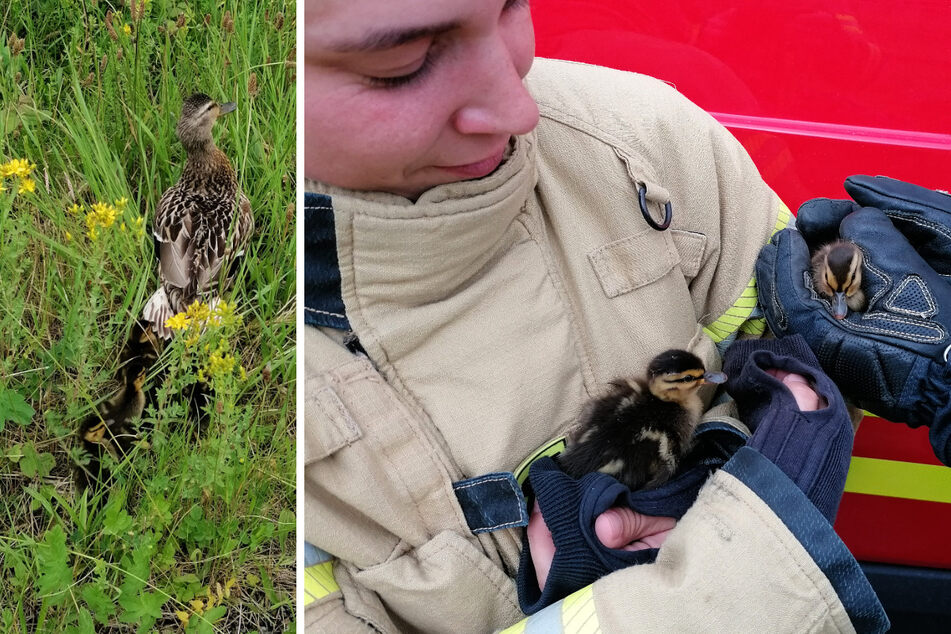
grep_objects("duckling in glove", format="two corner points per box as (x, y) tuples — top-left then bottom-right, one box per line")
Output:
(558, 349), (727, 491)
(811, 239), (866, 319)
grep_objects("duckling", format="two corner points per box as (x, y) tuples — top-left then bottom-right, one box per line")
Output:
(75, 321), (159, 492)
(558, 350), (727, 491)
(75, 358), (149, 491)
(811, 240), (866, 320)
(144, 93), (254, 339)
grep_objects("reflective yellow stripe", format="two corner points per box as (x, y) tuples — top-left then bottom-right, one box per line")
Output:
(515, 436), (567, 487)
(703, 202), (792, 343)
(844, 457), (951, 504)
(303, 561), (340, 605)
(561, 585), (601, 634)
(500, 619), (528, 634)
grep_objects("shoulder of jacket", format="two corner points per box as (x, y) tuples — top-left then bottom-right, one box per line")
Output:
(526, 58), (712, 153)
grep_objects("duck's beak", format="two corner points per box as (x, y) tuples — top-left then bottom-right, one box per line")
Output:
(701, 371), (728, 385)
(832, 291), (848, 320)
(218, 102), (237, 115)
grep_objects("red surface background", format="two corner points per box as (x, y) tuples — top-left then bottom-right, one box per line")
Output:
(531, 0), (951, 568)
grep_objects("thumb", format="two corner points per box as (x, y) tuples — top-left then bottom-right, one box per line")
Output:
(595, 507), (676, 550)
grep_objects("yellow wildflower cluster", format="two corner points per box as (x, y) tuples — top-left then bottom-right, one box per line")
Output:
(86, 201), (117, 240)
(0, 158), (37, 195)
(165, 300), (241, 334)
(175, 578), (237, 627)
(78, 197), (139, 241)
(203, 346), (237, 379)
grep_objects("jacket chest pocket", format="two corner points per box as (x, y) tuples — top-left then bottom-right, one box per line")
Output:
(585, 227), (709, 357)
(588, 228), (706, 299)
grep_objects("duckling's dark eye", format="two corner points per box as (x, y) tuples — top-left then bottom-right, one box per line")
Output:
(669, 375), (698, 383)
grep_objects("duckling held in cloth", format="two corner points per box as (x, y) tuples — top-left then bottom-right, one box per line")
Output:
(811, 239), (866, 320)
(558, 350), (727, 491)
(144, 93), (253, 339)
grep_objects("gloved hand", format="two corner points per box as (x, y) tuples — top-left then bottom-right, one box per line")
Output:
(723, 335), (853, 522)
(797, 175), (951, 278)
(757, 203), (951, 465)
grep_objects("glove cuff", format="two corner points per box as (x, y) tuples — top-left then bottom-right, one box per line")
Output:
(921, 360), (951, 466)
(724, 335), (854, 522)
(517, 458), (620, 614)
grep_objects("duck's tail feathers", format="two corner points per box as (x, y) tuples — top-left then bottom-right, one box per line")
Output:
(143, 287), (175, 340)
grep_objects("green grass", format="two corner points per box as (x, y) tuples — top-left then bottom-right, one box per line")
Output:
(0, 1), (296, 631)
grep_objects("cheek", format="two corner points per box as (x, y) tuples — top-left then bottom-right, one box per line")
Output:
(304, 70), (445, 184)
(506, 7), (536, 78)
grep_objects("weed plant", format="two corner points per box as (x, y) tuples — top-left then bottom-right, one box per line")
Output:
(0, 1), (296, 631)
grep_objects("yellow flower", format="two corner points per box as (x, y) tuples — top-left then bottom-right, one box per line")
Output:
(85, 201), (118, 239)
(1, 158), (35, 178)
(175, 611), (190, 627)
(114, 196), (129, 210)
(18, 178), (36, 194)
(122, 24), (132, 36)
(164, 313), (192, 331)
(186, 300), (212, 323)
(69, 203), (81, 215)
(65, 231), (72, 242)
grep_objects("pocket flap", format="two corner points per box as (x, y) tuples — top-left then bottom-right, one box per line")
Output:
(588, 230), (679, 298)
(305, 385), (362, 463)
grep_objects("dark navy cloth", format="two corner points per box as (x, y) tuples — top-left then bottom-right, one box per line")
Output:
(724, 447), (889, 633)
(304, 192), (349, 330)
(516, 423), (746, 614)
(452, 472), (529, 534)
(723, 335), (853, 522)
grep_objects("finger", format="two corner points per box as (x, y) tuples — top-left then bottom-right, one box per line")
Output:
(595, 507), (676, 549)
(796, 198), (859, 248)
(846, 175), (951, 218)
(756, 228), (821, 336)
(526, 501), (555, 591)
(840, 207), (934, 273)
(846, 175), (951, 278)
(766, 369), (823, 411)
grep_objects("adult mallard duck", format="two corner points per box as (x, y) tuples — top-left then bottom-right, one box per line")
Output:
(558, 350), (727, 491)
(144, 93), (254, 339)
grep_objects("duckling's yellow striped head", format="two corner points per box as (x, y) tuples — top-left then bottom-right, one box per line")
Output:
(811, 240), (866, 319)
(646, 349), (727, 403)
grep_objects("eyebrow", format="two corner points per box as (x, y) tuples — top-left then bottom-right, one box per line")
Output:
(327, 20), (460, 53)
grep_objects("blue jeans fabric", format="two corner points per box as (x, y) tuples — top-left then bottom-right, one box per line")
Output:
(304, 192), (349, 330)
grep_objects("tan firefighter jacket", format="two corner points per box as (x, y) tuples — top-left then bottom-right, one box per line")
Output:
(303, 58), (886, 633)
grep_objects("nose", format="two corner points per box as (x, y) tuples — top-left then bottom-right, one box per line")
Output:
(451, 32), (539, 137)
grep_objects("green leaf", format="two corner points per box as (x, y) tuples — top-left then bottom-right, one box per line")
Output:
(118, 590), (166, 630)
(66, 608), (96, 634)
(36, 525), (72, 606)
(102, 502), (133, 537)
(0, 386), (34, 430)
(20, 443), (55, 478)
(81, 583), (116, 625)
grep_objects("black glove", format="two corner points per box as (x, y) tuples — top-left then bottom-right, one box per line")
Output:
(757, 202), (951, 465)
(797, 175), (951, 278)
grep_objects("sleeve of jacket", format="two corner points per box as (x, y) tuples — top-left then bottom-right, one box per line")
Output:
(500, 446), (888, 633)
